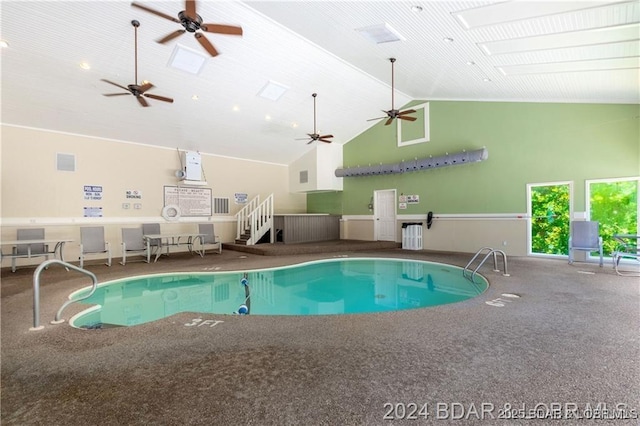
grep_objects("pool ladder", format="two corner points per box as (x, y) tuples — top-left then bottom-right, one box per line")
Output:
(31, 259), (99, 331)
(463, 247), (510, 282)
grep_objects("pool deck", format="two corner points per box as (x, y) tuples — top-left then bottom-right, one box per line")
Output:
(1, 244), (639, 425)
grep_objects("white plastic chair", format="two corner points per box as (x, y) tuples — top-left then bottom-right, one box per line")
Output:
(568, 221), (603, 267)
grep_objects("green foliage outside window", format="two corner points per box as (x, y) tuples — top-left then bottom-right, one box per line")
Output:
(590, 181), (638, 255)
(531, 185), (570, 255)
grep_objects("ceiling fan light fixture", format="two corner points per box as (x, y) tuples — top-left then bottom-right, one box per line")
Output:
(167, 44), (208, 75)
(356, 23), (405, 44)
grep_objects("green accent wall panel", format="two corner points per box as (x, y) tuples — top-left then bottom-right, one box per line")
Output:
(308, 101), (639, 215)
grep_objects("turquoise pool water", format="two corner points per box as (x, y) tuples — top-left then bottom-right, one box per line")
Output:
(69, 258), (488, 328)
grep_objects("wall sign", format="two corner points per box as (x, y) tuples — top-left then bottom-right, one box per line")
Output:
(83, 207), (103, 217)
(84, 185), (102, 200)
(235, 193), (248, 204)
(164, 186), (212, 216)
(126, 190), (142, 199)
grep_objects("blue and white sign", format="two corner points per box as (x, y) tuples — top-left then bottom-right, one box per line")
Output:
(234, 193), (248, 204)
(83, 207), (103, 217)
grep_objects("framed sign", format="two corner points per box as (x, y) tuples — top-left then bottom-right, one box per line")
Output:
(163, 186), (212, 216)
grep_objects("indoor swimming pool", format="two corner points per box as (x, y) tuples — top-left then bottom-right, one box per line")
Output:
(68, 257), (488, 328)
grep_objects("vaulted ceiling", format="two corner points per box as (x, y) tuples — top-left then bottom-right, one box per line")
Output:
(1, 1), (638, 165)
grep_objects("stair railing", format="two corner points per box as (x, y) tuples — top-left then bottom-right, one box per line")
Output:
(247, 193), (274, 245)
(236, 195), (261, 240)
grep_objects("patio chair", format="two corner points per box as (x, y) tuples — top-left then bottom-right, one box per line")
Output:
(11, 228), (52, 272)
(568, 221), (603, 267)
(120, 227), (148, 265)
(196, 223), (222, 255)
(79, 226), (111, 268)
(142, 222), (166, 258)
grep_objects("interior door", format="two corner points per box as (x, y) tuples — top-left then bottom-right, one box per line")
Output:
(375, 189), (397, 241)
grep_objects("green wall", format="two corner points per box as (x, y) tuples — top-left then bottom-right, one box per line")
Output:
(308, 101), (640, 215)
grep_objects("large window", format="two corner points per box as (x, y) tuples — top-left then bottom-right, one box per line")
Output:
(587, 177), (639, 256)
(527, 182), (572, 256)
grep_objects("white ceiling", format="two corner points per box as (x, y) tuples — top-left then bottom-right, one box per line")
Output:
(1, 1), (638, 165)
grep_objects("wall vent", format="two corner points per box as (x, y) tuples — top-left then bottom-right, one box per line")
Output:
(56, 153), (75, 172)
(214, 197), (230, 214)
(299, 170), (309, 184)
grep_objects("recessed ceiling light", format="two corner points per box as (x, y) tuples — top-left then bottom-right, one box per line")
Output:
(356, 23), (405, 44)
(411, 5), (423, 13)
(483, 78), (492, 82)
(291, 122), (298, 128)
(265, 114), (272, 121)
(443, 37), (454, 43)
(79, 62), (91, 70)
(0, 40), (9, 48)
(192, 95), (199, 100)
(232, 105), (240, 112)
(466, 61), (476, 65)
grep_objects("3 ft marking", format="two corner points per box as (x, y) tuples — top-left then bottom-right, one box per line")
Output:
(185, 318), (224, 327)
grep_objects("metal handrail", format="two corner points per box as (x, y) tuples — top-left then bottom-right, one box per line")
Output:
(463, 247), (510, 282)
(31, 259), (98, 331)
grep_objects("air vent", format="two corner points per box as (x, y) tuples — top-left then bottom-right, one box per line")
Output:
(213, 197), (229, 214)
(299, 170), (309, 184)
(56, 153), (75, 172)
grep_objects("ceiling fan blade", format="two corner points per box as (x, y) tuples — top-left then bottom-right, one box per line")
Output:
(398, 115), (417, 122)
(319, 139), (333, 144)
(144, 93), (174, 103)
(137, 96), (149, 107)
(101, 79), (130, 92)
(367, 116), (387, 122)
(385, 117), (395, 126)
(398, 109), (416, 116)
(131, 2), (180, 23)
(194, 33), (219, 56)
(201, 23), (243, 36)
(185, 0), (197, 20)
(138, 82), (154, 93)
(318, 135), (333, 139)
(158, 30), (186, 44)
(103, 93), (132, 97)
(306, 140), (315, 145)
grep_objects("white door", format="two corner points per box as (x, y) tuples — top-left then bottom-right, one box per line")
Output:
(375, 189), (397, 241)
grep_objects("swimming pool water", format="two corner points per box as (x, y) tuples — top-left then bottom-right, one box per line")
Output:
(69, 258), (488, 328)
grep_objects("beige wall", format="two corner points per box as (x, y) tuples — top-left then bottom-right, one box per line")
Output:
(342, 215), (528, 256)
(1, 125), (306, 267)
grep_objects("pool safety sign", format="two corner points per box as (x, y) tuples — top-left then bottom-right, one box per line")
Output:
(83, 207), (103, 217)
(84, 185), (103, 200)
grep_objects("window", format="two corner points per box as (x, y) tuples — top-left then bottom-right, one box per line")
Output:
(397, 102), (429, 147)
(587, 177), (639, 256)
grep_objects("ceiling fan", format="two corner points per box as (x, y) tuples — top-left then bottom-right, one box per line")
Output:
(368, 58), (417, 126)
(100, 20), (174, 107)
(131, 0), (243, 57)
(296, 93), (334, 144)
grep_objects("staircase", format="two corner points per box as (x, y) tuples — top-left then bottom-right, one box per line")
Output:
(235, 194), (274, 245)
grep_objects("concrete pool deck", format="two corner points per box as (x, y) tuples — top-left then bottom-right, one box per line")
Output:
(1, 245), (639, 425)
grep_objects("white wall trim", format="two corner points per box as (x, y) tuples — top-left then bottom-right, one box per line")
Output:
(0, 216), (236, 227)
(342, 213), (528, 221)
